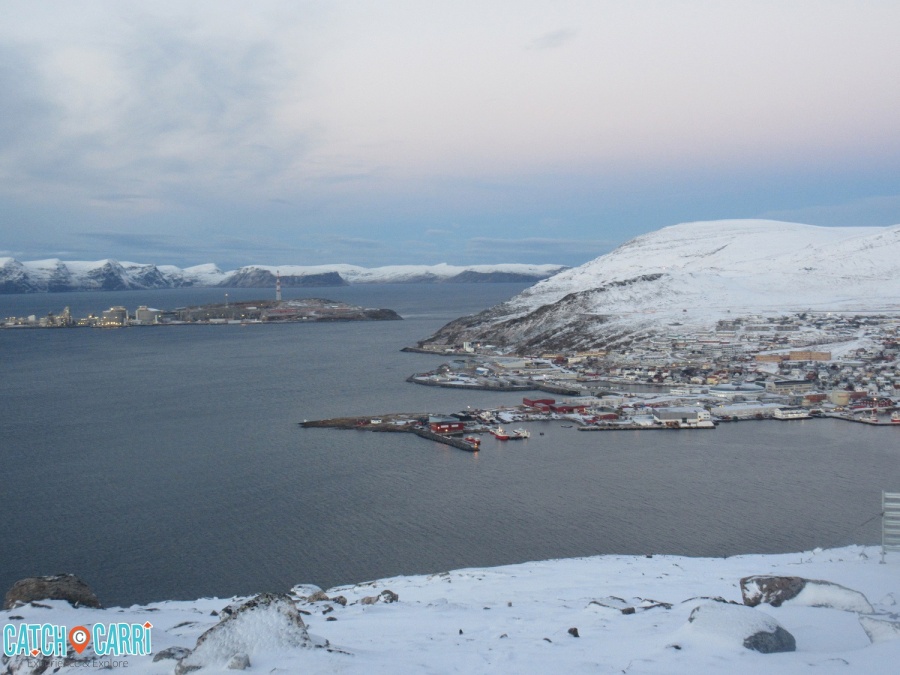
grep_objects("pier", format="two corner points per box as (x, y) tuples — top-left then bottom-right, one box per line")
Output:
(299, 415), (481, 452)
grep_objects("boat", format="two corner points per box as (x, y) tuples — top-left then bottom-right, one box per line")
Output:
(490, 427), (510, 440)
(510, 428), (530, 439)
(464, 435), (481, 449)
(892, 411), (900, 424)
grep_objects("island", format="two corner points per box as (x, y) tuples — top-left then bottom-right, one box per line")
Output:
(2, 298), (402, 328)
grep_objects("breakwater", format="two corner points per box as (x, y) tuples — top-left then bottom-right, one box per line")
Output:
(299, 415), (480, 452)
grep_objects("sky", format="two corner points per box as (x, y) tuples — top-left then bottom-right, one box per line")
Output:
(2, 1), (900, 270)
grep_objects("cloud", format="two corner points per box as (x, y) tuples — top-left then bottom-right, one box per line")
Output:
(759, 194), (900, 228)
(324, 235), (385, 249)
(527, 28), (576, 50)
(466, 236), (616, 261)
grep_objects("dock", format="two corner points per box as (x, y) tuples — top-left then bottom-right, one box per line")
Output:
(299, 415), (480, 452)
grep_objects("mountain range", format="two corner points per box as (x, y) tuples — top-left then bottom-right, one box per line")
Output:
(0, 259), (567, 294)
(416, 220), (900, 354)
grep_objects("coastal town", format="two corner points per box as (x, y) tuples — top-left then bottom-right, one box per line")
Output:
(303, 310), (899, 450)
(1, 297), (401, 328)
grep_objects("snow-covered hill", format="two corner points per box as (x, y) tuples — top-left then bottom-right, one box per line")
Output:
(4, 547), (898, 674)
(0, 259), (565, 293)
(418, 220), (900, 353)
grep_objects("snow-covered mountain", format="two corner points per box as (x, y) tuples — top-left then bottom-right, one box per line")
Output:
(417, 220), (900, 353)
(0, 259), (566, 293)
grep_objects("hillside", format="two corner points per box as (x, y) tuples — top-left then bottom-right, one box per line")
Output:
(4, 547), (898, 674)
(416, 220), (900, 354)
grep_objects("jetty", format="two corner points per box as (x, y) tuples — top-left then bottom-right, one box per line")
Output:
(299, 414), (481, 452)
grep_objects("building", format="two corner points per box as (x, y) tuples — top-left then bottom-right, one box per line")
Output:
(765, 379), (815, 395)
(99, 306), (127, 327)
(653, 407), (712, 425)
(134, 306), (161, 325)
(549, 401), (588, 414)
(523, 397), (555, 408)
(428, 416), (465, 434)
(788, 350), (832, 361)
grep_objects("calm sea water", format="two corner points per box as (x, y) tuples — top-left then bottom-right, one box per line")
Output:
(1, 285), (898, 606)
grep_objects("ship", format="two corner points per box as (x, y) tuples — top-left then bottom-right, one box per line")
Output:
(490, 427), (510, 440)
(491, 426), (530, 440)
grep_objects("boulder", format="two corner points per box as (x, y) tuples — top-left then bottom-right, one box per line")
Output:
(3, 574), (101, 609)
(677, 601), (796, 654)
(740, 575), (805, 607)
(153, 646), (192, 662)
(226, 652), (251, 670)
(175, 593), (312, 675)
(741, 575), (873, 613)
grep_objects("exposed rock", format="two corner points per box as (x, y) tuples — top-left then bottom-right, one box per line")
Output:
(858, 615), (900, 643)
(741, 575), (873, 613)
(680, 602), (796, 653)
(175, 593), (312, 675)
(740, 575), (806, 607)
(360, 595), (379, 605)
(331, 595), (348, 606)
(3, 574), (101, 609)
(589, 595), (671, 615)
(153, 646), (192, 662)
(380, 589), (399, 603)
(290, 584), (324, 598)
(306, 590), (329, 603)
(568, 627), (580, 638)
(226, 652), (251, 670)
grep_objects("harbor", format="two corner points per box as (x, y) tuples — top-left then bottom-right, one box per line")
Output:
(300, 396), (898, 453)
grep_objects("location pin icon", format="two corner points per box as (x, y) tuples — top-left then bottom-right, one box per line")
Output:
(68, 626), (90, 654)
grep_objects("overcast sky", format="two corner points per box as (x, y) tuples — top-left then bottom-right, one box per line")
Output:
(2, 1), (899, 269)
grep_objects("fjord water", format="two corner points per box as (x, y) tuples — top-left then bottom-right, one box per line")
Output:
(1, 284), (898, 606)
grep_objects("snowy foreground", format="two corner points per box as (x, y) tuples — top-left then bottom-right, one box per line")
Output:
(5, 546), (900, 674)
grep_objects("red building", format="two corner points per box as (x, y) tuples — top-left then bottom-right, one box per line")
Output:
(549, 402), (588, 414)
(429, 416), (465, 434)
(523, 397), (555, 408)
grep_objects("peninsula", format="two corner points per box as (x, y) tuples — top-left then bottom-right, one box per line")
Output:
(2, 298), (402, 328)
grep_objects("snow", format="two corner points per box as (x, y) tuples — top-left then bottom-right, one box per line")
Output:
(1, 260), (564, 292)
(790, 580), (875, 613)
(5, 546), (899, 674)
(431, 220), (900, 351)
(514, 220), (900, 320)
(231, 262), (567, 283)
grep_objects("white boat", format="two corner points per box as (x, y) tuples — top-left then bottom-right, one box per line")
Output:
(892, 411), (900, 424)
(510, 428), (531, 439)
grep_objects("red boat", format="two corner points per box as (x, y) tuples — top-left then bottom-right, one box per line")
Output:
(490, 427), (510, 440)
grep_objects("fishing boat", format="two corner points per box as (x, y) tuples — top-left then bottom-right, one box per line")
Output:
(490, 427), (510, 440)
(464, 435), (481, 449)
(892, 411), (900, 424)
(510, 428), (531, 439)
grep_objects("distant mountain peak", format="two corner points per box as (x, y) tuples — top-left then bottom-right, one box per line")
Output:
(0, 259), (567, 294)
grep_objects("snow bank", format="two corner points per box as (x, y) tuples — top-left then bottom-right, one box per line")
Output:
(3, 546), (898, 674)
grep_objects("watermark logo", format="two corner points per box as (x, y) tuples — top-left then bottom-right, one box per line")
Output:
(3, 621), (153, 659)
